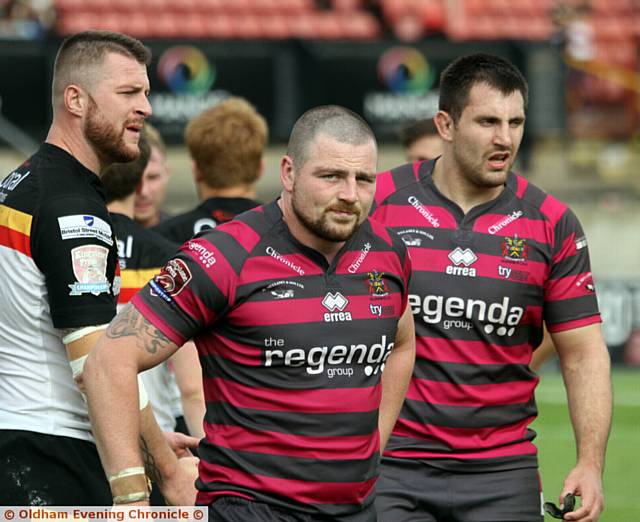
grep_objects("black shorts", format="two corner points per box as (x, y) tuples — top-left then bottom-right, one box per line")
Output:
(0, 429), (111, 505)
(376, 456), (544, 522)
(209, 496), (377, 522)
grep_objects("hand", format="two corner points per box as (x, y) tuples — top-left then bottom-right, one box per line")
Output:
(559, 464), (604, 521)
(163, 431), (200, 458)
(159, 456), (199, 506)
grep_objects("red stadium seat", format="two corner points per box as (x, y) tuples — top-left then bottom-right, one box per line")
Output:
(122, 12), (152, 38)
(203, 13), (236, 38)
(330, 0), (365, 11)
(56, 12), (95, 35)
(340, 11), (380, 40)
(261, 14), (293, 39)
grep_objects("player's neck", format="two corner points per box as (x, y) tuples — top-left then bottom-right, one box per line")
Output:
(107, 195), (135, 219)
(432, 155), (505, 215)
(198, 183), (257, 202)
(46, 122), (101, 176)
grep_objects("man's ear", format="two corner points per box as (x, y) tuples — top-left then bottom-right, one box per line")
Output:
(280, 155), (295, 193)
(64, 85), (85, 118)
(434, 110), (454, 142)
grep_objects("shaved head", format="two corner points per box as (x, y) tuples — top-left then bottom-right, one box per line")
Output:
(287, 105), (376, 168)
(52, 30), (150, 110)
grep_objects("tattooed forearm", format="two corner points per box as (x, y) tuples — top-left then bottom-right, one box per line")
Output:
(139, 436), (162, 486)
(106, 303), (173, 355)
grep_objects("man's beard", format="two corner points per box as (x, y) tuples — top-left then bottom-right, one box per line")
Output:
(291, 192), (362, 243)
(85, 96), (138, 165)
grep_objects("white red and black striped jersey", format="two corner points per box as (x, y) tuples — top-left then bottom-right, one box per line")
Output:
(0, 144), (119, 441)
(371, 159), (601, 472)
(132, 199), (411, 517)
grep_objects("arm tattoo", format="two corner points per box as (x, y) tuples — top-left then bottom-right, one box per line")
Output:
(106, 303), (172, 355)
(139, 436), (162, 486)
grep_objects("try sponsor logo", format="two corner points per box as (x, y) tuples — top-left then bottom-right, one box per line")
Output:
(58, 214), (114, 246)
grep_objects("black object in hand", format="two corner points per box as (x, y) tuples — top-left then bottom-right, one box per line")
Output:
(544, 493), (576, 519)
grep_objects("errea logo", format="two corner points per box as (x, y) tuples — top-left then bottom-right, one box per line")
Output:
(322, 292), (352, 322)
(446, 247), (477, 277)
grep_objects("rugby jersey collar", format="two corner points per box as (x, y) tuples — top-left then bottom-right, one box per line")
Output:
(420, 160), (518, 225)
(40, 142), (107, 200)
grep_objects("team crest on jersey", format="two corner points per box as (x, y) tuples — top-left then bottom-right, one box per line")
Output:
(322, 291), (352, 322)
(366, 271), (389, 298)
(68, 245), (110, 296)
(151, 259), (192, 299)
(501, 234), (528, 262)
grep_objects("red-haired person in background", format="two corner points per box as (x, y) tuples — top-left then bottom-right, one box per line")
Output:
(152, 97), (266, 244)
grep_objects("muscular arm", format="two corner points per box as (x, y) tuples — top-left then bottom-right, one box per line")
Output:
(551, 322), (612, 522)
(83, 303), (196, 505)
(170, 342), (206, 439)
(378, 306), (415, 452)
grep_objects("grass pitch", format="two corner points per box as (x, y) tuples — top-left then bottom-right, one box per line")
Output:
(533, 369), (640, 521)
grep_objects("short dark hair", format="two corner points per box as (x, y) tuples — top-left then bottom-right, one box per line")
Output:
(439, 53), (529, 122)
(53, 30), (151, 102)
(287, 105), (376, 167)
(397, 119), (438, 148)
(102, 132), (151, 203)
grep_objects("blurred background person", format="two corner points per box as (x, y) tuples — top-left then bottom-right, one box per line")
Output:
(152, 96), (267, 243)
(397, 118), (443, 162)
(134, 123), (172, 228)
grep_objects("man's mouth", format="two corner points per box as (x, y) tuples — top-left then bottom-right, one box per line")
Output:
(488, 151), (510, 170)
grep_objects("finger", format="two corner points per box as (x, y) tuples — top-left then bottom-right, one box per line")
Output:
(563, 504), (591, 521)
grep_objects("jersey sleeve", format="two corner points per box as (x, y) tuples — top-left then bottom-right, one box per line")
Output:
(131, 232), (239, 346)
(31, 195), (119, 329)
(544, 207), (601, 332)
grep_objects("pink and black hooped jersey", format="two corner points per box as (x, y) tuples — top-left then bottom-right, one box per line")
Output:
(371, 160), (601, 471)
(132, 200), (411, 516)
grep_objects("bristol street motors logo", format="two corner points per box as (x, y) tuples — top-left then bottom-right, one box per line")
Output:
(322, 292), (352, 322)
(447, 247), (477, 277)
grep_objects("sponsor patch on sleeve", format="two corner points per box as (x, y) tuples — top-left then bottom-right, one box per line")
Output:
(58, 214), (114, 246)
(150, 259), (192, 300)
(68, 244), (111, 296)
(575, 236), (588, 250)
